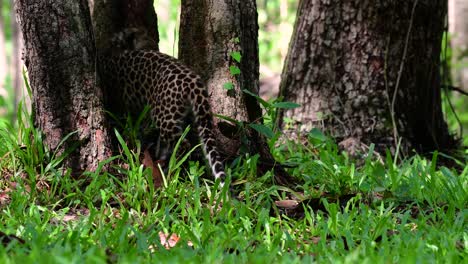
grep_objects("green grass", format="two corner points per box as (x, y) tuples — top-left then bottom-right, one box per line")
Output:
(0, 105), (466, 263)
(0, 2), (466, 262)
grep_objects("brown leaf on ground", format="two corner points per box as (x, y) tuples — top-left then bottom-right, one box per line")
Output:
(142, 149), (164, 189)
(273, 194), (360, 219)
(310, 236), (322, 245)
(159, 232), (180, 249)
(0, 191), (11, 206)
(7, 174), (31, 194)
(275, 200), (299, 209)
(153, 232), (193, 250)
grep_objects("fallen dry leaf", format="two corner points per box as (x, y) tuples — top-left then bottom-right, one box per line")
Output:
(142, 149), (164, 189)
(159, 232), (180, 249)
(275, 200), (299, 209)
(0, 192), (11, 206)
(152, 232), (193, 251)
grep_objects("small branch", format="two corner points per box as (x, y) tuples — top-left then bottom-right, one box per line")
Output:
(444, 85), (468, 96)
(388, 0), (418, 152)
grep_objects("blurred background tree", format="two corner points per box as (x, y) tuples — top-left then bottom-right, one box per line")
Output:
(1, 0), (25, 126)
(447, 0), (468, 145)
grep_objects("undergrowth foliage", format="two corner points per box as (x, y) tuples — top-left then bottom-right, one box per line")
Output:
(0, 88), (466, 263)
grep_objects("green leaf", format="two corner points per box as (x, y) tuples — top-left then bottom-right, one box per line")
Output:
(231, 51), (242, 63)
(115, 129), (135, 167)
(214, 113), (241, 125)
(229, 66), (241, 75)
(223, 82), (234, 90)
(249, 123), (274, 138)
(272, 102), (301, 109)
(308, 128), (327, 142)
(242, 89), (271, 109)
(242, 89), (259, 99)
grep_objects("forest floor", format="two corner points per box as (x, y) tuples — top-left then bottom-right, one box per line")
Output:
(0, 110), (466, 263)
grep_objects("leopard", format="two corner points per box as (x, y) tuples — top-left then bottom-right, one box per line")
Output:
(99, 30), (226, 183)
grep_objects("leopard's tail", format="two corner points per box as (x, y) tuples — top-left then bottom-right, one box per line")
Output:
(188, 81), (226, 183)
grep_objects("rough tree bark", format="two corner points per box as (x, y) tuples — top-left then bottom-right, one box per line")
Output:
(179, 0), (259, 153)
(93, 0), (159, 54)
(179, 0), (294, 185)
(279, 0), (456, 155)
(14, 0), (113, 175)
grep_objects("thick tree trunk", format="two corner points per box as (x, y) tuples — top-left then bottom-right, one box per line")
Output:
(93, 0), (159, 54)
(279, 0), (456, 155)
(179, 0), (294, 185)
(15, 0), (113, 175)
(92, 0), (159, 152)
(179, 0), (259, 154)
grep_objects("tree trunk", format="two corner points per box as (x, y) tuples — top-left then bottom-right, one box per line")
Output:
(279, 0), (456, 155)
(93, 0), (159, 54)
(449, 0), (468, 90)
(15, 0), (113, 175)
(92, 0), (159, 151)
(179, 0), (259, 154)
(179, 0), (295, 185)
(0, 3), (6, 105)
(11, 0), (27, 122)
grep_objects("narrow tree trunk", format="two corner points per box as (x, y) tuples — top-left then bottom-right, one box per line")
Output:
(179, 0), (294, 185)
(11, 0), (27, 122)
(15, 0), (113, 175)
(279, 0), (456, 155)
(449, 0), (468, 90)
(0, 3), (6, 103)
(88, 0), (94, 15)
